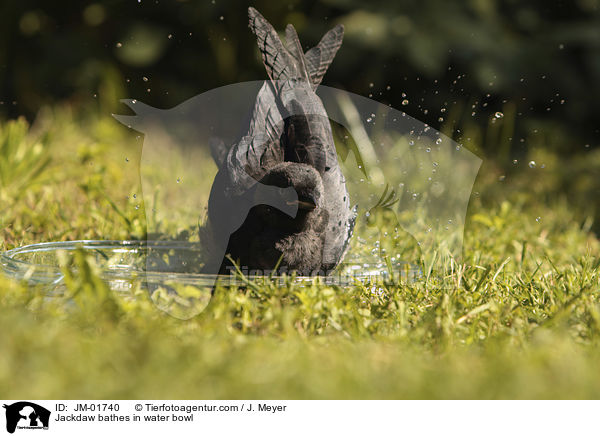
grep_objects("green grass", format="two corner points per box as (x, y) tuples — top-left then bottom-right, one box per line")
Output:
(1, 107), (600, 399)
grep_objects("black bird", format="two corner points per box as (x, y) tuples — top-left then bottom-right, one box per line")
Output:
(207, 7), (355, 275)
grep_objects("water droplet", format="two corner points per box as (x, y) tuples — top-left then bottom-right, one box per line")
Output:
(133, 194), (137, 199)
(125, 157), (129, 162)
(426, 147), (431, 153)
(528, 160), (536, 168)
(176, 177), (181, 183)
(494, 111), (504, 119)
(386, 85), (391, 90)
(168, 34), (173, 39)
(135, 204), (140, 210)
(435, 138), (442, 145)
(401, 99), (409, 106)
(513, 159), (518, 165)
(368, 82), (374, 88)
(142, 76), (149, 82)
(408, 140), (414, 146)
(536, 216), (541, 222)
(219, 15), (224, 20)
(115, 42), (122, 48)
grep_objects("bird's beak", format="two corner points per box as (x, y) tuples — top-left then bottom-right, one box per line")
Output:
(286, 198), (317, 211)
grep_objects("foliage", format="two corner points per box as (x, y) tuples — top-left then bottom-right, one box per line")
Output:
(0, 110), (599, 398)
(1, 1), (599, 157)
(0, 117), (51, 204)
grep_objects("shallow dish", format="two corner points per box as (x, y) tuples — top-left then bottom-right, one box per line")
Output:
(0, 240), (420, 292)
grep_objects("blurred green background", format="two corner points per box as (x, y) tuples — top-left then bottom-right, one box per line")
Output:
(1, 0), (599, 153)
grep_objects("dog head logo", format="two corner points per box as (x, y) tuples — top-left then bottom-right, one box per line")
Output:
(3, 402), (50, 434)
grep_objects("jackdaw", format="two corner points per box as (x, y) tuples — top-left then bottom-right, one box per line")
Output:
(206, 7), (355, 276)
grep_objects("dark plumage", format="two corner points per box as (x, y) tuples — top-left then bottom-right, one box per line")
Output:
(207, 7), (355, 275)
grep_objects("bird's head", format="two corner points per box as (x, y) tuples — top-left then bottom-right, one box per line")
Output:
(258, 162), (324, 212)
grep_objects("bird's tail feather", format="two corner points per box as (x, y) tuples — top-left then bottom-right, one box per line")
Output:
(284, 24), (310, 83)
(248, 7), (301, 85)
(304, 24), (344, 89)
(248, 7), (344, 90)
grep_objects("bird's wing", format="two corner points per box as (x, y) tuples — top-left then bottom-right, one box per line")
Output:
(248, 82), (285, 146)
(225, 134), (283, 196)
(304, 24), (344, 89)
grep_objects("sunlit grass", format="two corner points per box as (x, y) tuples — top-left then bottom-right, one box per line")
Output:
(0, 107), (599, 399)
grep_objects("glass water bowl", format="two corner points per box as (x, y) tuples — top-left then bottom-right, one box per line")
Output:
(1, 240), (421, 292)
